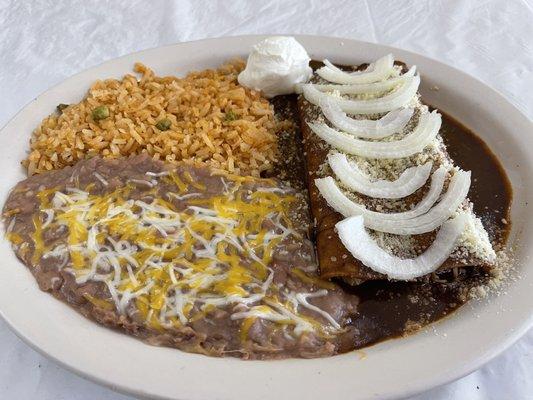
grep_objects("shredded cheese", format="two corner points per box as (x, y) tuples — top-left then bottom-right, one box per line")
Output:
(23, 169), (341, 340)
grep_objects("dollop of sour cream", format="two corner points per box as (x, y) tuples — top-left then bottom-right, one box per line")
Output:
(238, 36), (312, 98)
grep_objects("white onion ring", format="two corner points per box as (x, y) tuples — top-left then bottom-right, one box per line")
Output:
(336, 214), (467, 280)
(320, 97), (414, 139)
(317, 54), (395, 84)
(328, 153), (432, 199)
(308, 110), (441, 159)
(366, 170), (471, 234)
(312, 66), (416, 95)
(302, 75), (420, 115)
(315, 168), (470, 235)
(322, 59), (376, 75)
(316, 166), (446, 220)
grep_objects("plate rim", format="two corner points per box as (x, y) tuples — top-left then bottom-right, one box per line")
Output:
(0, 34), (531, 400)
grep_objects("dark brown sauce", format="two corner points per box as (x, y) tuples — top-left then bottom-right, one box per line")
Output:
(345, 113), (512, 349)
(273, 95), (513, 352)
(440, 111), (513, 247)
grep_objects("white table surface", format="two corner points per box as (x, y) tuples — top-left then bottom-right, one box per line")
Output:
(0, 0), (531, 399)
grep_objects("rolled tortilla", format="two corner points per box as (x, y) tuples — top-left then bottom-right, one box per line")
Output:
(297, 61), (496, 283)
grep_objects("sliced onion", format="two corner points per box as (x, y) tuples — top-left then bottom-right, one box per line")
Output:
(302, 75), (420, 115)
(316, 166), (445, 220)
(315, 176), (365, 216)
(308, 110), (441, 159)
(320, 96), (414, 139)
(315, 168), (471, 235)
(328, 153), (432, 199)
(312, 66), (416, 95)
(366, 170), (471, 234)
(336, 214), (467, 280)
(317, 54), (395, 84)
(322, 59), (376, 75)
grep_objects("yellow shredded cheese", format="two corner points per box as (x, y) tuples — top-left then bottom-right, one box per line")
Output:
(19, 169), (341, 339)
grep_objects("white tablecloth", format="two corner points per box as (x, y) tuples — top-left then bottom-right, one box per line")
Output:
(0, 0), (531, 399)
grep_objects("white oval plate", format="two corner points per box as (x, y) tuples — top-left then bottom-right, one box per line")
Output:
(0, 35), (531, 400)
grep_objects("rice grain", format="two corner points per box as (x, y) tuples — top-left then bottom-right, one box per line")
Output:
(24, 60), (284, 177)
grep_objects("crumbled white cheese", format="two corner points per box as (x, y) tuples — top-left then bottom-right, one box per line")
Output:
(304, 57), (497, 271)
